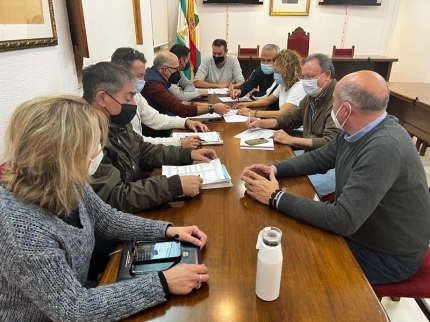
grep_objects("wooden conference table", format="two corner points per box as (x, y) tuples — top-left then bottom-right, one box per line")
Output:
(99, 101), (388, 321)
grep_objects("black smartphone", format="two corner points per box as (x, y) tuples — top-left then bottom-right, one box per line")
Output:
(133, 241), (182, 263)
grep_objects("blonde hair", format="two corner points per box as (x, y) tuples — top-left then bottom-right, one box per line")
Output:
(273, 49), (303, 90)
(2, 95), (108, 215)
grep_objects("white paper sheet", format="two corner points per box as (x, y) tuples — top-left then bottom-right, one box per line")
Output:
(234, 128), (276, 139)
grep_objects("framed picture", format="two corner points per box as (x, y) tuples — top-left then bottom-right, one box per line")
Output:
(269, 0), (311, 16)
(0, 0), (57, 52)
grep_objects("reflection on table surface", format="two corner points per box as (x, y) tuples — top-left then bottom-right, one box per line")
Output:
(99, 115), (388, 322)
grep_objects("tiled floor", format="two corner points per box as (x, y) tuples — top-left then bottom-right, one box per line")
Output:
(381, 148), (429, 321)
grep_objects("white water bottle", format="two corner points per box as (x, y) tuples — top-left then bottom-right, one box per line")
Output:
(255, 227), (283, 301)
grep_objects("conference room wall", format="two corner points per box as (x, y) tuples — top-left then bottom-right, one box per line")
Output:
(0, 0), (157, 159)
(192, 0), (397, 57)
(0, 0), (78, 159)
(387, 0), (430, 83)
(173, 0), (428, 83)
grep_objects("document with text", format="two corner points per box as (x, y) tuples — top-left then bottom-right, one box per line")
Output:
(162, 158), (232, 189)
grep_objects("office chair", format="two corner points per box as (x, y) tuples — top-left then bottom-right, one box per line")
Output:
(332, 45), (355, 57)
(372, 248), (430, 320)
(237, 45), (260, 58)
(287, 27), (310, 58)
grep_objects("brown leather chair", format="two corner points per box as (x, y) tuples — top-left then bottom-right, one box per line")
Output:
(332, 45), (355, 57)
(287, 27), (310, 58)
(237, 45), (260, 58)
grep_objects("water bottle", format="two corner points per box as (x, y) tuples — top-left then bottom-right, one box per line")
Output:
(255, 227), (283, 301)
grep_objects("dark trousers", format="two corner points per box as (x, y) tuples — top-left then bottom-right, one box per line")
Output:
(345, 238), (422, 284)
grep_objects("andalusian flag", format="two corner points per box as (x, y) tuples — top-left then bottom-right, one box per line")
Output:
(187, 0), (201, 76)
(176, 0), (191, 78)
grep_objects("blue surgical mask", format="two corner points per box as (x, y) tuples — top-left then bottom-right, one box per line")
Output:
(261, 64), (274, 75)
(273, 72), (283, 84)
(135, 79), (145, 93)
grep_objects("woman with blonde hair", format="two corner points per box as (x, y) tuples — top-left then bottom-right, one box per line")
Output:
(235, 49), (306, 118)
(0, 95), (209, 321)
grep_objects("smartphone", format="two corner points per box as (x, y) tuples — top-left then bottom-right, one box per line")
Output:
(245, 138), (269, 146)
(133, 241), (182, 263)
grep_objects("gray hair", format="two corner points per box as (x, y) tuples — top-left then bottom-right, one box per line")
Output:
(262, 44), (281, 54)
(82, 61), (135, 103)
(153, 53), (170, 70)
(337, 81), (390, 113)
(304, 53), (335, 79)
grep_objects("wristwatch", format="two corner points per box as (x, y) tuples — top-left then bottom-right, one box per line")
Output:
(208, 104), (214, 114)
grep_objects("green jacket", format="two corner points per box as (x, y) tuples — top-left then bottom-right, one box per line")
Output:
(90, 123), (193, 213)
(274, 79), (339, 151)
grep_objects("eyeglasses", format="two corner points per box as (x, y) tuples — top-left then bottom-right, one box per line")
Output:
(165, 66), (179, 72)
(300, 72), (325, 80)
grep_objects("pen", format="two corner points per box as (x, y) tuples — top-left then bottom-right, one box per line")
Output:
(197, 138), (206, 142)
(248, 109), (251, 132)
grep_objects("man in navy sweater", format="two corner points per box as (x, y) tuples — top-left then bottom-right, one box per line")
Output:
(230, 44), (280, 111)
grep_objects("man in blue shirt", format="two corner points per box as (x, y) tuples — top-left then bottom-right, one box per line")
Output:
(230, 44), (280, 111)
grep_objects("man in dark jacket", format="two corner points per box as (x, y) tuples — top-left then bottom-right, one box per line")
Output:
(230, 44), (280, 111)
(82, 61), (217, 214)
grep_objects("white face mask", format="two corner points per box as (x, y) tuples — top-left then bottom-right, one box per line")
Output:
(302, 73), (325, 97)
(88, 143), (103, 176)
(331, 102), (351, 131)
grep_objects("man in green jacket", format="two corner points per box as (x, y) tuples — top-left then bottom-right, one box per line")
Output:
(83, 61), (217, 214)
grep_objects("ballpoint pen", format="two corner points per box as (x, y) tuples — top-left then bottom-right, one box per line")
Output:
(248, 109), (251, 132)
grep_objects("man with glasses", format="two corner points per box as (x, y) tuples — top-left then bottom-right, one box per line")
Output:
(169, 44), (208, 101)
(246, 53), (339, 197)
(111, 47), (207, 148)
(142, 50), (230, 137)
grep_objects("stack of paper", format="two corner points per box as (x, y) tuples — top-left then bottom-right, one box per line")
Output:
(171, 132), (223, 145)
(234, 128), (276, 139)
(204, 88), (229, 95)
(218, 97), (252, 103)
(240, 138), (274, 150)
(223, 109), (249, 123)
(162, 158), (232, 189)
(187, 113), (222, 123)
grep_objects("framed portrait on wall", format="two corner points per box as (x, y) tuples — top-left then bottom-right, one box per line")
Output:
(269, 0), (311, 16)
(0, 0), (57, 52)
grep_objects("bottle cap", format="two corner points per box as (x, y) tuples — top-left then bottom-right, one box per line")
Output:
(262, 227), (282, 246)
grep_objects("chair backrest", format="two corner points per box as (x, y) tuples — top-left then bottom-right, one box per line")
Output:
(237, 45), (260, 58)
(332, 45), (355, 58)
(287, 27), (310, 58)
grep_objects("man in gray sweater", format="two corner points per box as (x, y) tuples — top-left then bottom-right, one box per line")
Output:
(242, 70), (430, 284)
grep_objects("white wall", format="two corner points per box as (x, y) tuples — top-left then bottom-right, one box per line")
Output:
(194, 0), (398, 57)
(0, 0), (78, 158)
(387, 0), (430, 83)
(82, 0), (156, 67)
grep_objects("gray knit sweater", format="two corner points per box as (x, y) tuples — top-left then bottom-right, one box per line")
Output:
(273, 115), (430, 262)
(0, 184), (171, 322)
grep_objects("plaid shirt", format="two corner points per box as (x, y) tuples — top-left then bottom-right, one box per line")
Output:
(309, 89), (327, 121)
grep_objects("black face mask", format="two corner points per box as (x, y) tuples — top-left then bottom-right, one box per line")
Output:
(213, 55), (225, 65)
(168, 70), (181, 84)
(104, 92), (137, 126)
(183, 60), (190, 71)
